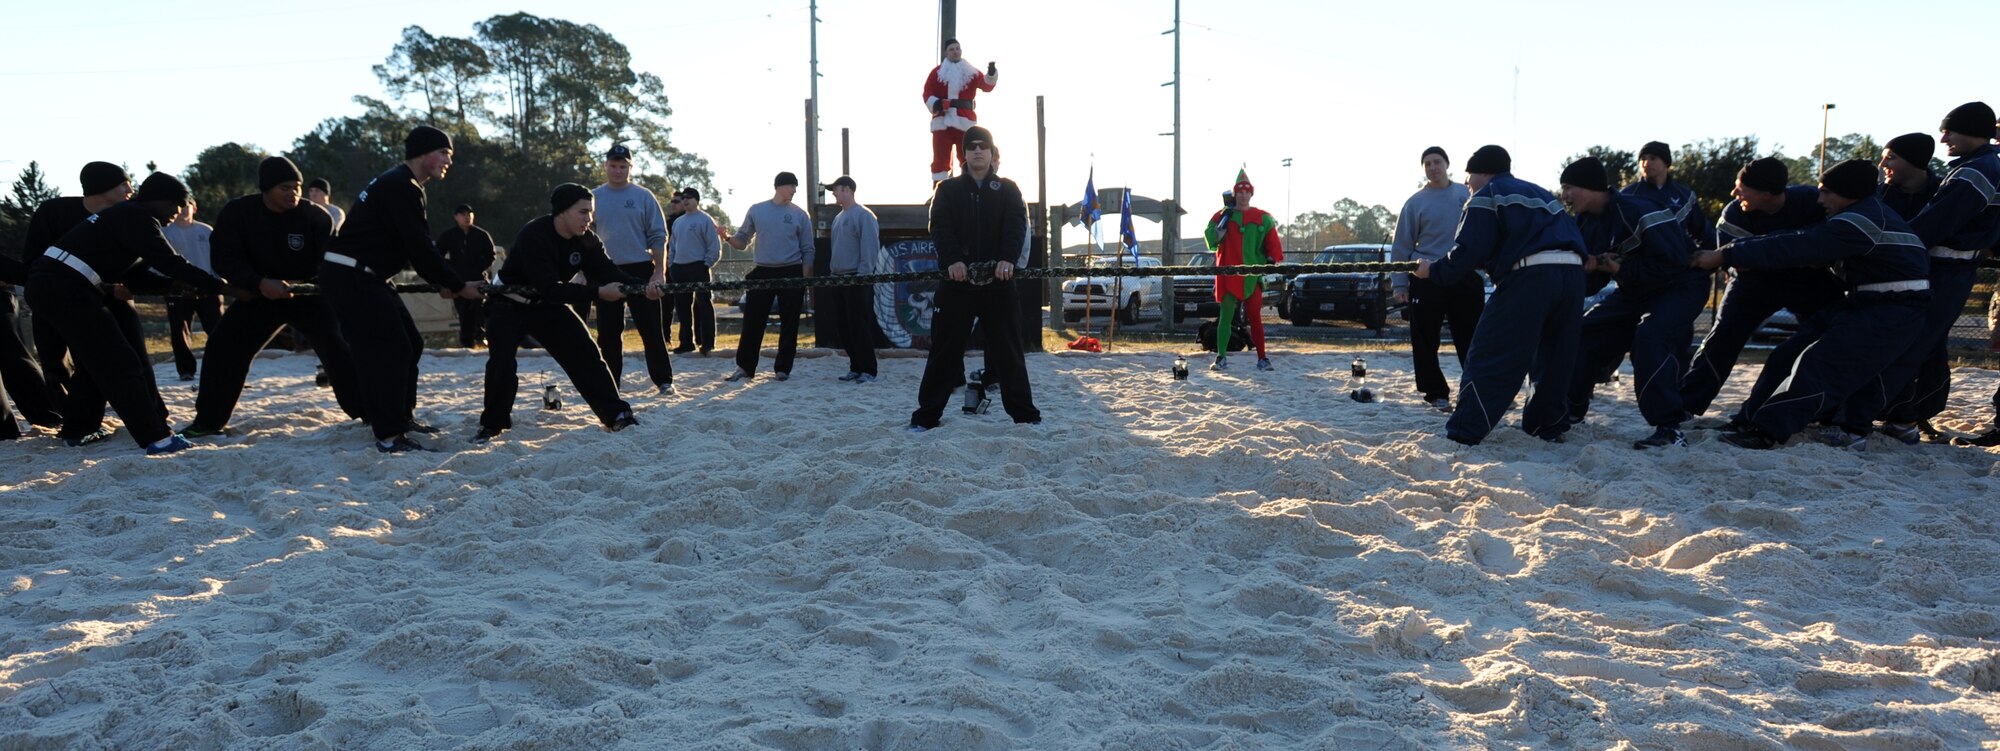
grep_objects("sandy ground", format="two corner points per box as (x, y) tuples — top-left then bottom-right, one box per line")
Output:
(3, 347), (1998, 750)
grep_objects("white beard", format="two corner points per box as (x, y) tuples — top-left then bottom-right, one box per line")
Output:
(936, 59), (977, 97)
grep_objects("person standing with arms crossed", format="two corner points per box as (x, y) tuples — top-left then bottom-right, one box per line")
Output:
(591, 144), (676, 394)
(437, 204), (495, 348)
(668, 188), (721, 356)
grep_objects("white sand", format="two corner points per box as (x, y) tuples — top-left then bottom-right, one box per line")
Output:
(3, 347), (1998, 750)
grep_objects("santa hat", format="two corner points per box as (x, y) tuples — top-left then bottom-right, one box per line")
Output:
(1232, 168), (1253, 194)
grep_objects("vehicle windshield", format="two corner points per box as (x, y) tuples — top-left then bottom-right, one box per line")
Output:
(1186, 253), (1214, 267)
(1314, 249), (1382, 264)
(1087, 256), (1141, 268)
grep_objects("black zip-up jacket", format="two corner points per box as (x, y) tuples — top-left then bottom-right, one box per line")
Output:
(438, 224), (496, 281)
(30, 201), (221, 292)
(324, 163), (465, 290)
(929, 169), (1029, 268)
(493, 216), (639, 306)
(210, 195), (335, 287)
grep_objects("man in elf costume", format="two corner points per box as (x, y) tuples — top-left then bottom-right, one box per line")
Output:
(1203, 169), (1284, 371)
(921, 38), (998, 183)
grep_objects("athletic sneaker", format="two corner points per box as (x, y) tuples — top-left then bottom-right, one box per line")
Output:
(1255, 358), (1273, 371)
(657, 383), (678, 397)
(1812, 425), (1868, 449)
(376, 436), (432, 453)
(775, 372), (791, 382)
(608, 412), (639, 432)
(1429, 398), (1451, 413)
(1720, 429), (1779, 450)
(724, 369), (751, 383)
(838, 372), (862, 382)
(1878, 422), (1922, 446)
(854, 373), (876, 384)
(671, 344), (697, 354)
(61, 427), (117, 447)
(906, 424), (929, 434)
(1632, 426), (1686, 450)
(472, 426), (506, 444)
(407, 420), (441, 435)
(1952, 428), (2000, 447)
(178, 424), (231, 439)
(1210, 356), (1227, 371)
(145, 435), (194, 456)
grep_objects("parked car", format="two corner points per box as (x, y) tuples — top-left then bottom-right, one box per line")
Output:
(1061, 256), (1164, 325)
(1286, 244), (1393, 330)
(1168, 252), (1289, 323)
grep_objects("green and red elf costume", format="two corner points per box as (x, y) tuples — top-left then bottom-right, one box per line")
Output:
(1203, 169), (1284, 369)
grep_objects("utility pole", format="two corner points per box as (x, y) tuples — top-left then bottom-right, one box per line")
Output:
(1282, 157), (1293, 224)
(1819, 103), (1836, 178)
(1159, 0), (1182, 332)
(807, 0), (822, 213)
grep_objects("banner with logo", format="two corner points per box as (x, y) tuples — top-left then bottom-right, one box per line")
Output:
(874, 239), (939, 349)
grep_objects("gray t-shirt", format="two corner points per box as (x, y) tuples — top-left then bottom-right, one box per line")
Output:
(160, 221), (215, 273)
(669, 210), (722, 266)
(829, 203), (880, 274)
(732, 200), (815, 268)
(320, 202), (345, 232)
(591, 183), (668, 265)
(1390, 182), (1471, 292)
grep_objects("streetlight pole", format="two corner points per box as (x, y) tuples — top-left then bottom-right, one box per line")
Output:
(1281, 157), (1293, 225)
(1818, 103), (1836, 178)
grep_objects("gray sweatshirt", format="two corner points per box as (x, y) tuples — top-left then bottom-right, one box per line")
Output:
(732, 200), (815, 268)
(1390, 182), (1471, 292)
(161, 221), (215, 273)
(829, 203), (880, 274)
(669, 210), (722, 266)
(591, 183), (668, 266)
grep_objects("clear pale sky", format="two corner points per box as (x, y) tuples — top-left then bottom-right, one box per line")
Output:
(1, 0), (1989, 237)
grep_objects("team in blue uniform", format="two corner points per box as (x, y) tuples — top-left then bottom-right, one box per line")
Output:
(1415, 145), (1587, 445)
(1559, 157), (1712, 449)
(1701, 161), (1933, 449)
(1680, 158), (1836, 424)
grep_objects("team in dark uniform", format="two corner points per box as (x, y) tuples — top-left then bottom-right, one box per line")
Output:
(319, 125), (481, 453)
(1679, 157), (1836, 424)
(476, 184), (653, 443)
(1559, 157), (1711, 449)
(179, 157), (363, 438)
(25, 172), (224, 454)
(11, 161), (135, 432)
(1701, 160), (1933, 449)
(1415, 145), (1587, 445)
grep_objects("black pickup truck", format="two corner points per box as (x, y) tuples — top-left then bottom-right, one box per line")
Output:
(1167, 252), (1290, 323)
(1285, 244), (1394, 331)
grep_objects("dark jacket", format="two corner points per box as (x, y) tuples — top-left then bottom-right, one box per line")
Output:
(1909, 144), (2000, 257)
(210, 195), (336, 287)
(1576, 192), (1701, 291)
(30, 201), (221, 292)
(1724, 195), (1929, 292)
(1880, 173), (1941, 222)
(437, 224), (496, 281)
(493, 216), (639, 306)
(1430, 173), (1586, 287)
(1716, 185), (1826, 242)
(1622, 177), (1713, 250)
(324, 163), (465, 289)
(929, 169), (1029, 268)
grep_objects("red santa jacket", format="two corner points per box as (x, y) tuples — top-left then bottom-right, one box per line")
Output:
(923, 59), (995, 132)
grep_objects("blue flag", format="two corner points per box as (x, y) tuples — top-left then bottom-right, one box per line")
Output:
(1119, 188), (1139, 264)
(1080, 168), (1101, 230)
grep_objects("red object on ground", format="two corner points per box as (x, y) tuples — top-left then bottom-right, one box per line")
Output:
(1067, 336), (1102, 352)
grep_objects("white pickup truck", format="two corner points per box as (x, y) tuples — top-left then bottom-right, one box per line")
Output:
(1061, 256), (1163, 325)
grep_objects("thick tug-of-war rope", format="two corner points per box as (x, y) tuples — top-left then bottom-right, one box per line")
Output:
(143, 261), (1427, 299)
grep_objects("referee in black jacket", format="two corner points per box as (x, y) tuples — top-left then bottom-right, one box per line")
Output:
(320, 125), (481, 453)
(909, 126), (1041, 431)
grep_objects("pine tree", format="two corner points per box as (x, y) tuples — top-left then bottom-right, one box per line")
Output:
(0, 161), (61, 261)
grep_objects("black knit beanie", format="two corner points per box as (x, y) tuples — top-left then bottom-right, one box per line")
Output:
(1421, 146), (1448, 164)
(551, 183), (593, 215)
(405, 125), (453, 160)
(1819, 160), (1879, 200)
(259, 156), (303, 192)
(1885, 133), (1935, 167)
(79, 161), (128, 196)
(1465, 145), (1510, 175)
(1560, 157), (1609, 192)
(1639, 141), (1672, 163)
(1941, 102), (1996, 139)
(1738, 157), (1788, 195)
(135, 172), (190, 205)
(307, 177), (331, 194)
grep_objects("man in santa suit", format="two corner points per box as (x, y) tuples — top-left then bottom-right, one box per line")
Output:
(922, 38), (998, 182)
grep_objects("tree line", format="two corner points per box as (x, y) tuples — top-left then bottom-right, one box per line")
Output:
(0, 13), (717, 259)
